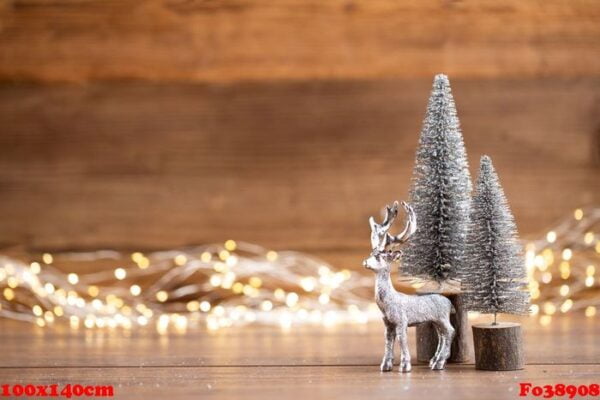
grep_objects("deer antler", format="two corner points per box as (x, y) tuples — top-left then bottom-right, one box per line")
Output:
(389, 201), (417, 244)
(381, 201), (399, 230)
(369, 201), (416, 252)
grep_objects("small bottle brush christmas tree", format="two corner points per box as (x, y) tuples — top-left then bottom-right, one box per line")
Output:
(401, 74), (471, 284)
(461, 155), (530, 322)
(463, 156), (530, 371)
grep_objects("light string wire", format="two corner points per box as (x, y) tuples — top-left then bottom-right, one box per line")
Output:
(0, 208), (597, 332)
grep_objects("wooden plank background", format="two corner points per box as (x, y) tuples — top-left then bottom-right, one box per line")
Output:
(0, 0), (599, 269)
(0, 0), (599, 82)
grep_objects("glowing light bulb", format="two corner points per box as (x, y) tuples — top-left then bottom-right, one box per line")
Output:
(266, 251), (278, 261)
(559, 285), (569, 297)
(88, 285), (99, 297)
(274, 288), (285, 301)
(232, 282), (244, 294)
(586, 265), (595, 276)
(3, 288), (15, 300)
(175, 315), (187, 331)
(249, 277), (262, 288)
(584, 232), (595, 245)
(213, 262), (226, 273)
(561, 248), (572, 261)
(543, 302), (556, 315)
(209, 275), (222, 287)
(300, 277), (316, 292)
(32, 305), (43, 316)
(224, 240), (237, 251)
(130, 285), (141, 296)
(560, 299), (572, 313)
(585, 276), (595, 287)
(200, 301), (211, 312)
(44, 311), (55, 323)
(213, 305), (225, 316)
(574, 208), (583, 220)
(114, 268), (126, 280)
(559, 261), (570, 279)
(201, 252), (212, 263)
(67, 273), (79, 285)
(530, 304), (539, 315)
(285, 292), (299, 307)
(546, 231), (557, 243)
(30, 262), (41, 274)
(174, 254), (187, 266)
(44, 283), (55, 294)
(84, 317), (95, 329)
(137, 257), (150, 269)
(156, 291), (168, 302)
(261, 300), (273, 311)
(585, 306), (596, 317)
(42, 253), (53, 264)
(7, 277), (18, 288)
(319, 293), (330, 305)
(186, 301), (200, 312)
(541, 272), (552, 284)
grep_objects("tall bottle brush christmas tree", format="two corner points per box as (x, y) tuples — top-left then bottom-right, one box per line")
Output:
(401, 74), (472, 284)
(401, 74), (472, 363)
(462, 155), (530, 371)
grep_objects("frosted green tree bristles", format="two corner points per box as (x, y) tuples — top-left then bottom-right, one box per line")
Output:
(460, 156), (530, 321)
(401, 74), (472, 283)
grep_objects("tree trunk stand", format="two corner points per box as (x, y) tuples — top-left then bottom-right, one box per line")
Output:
(416, 293), (470, 363)
(472, 322), (524, 370)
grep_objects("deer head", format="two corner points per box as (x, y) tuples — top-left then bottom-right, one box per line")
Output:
(368, 201), (416, 253)
(364, 201), (416, 271)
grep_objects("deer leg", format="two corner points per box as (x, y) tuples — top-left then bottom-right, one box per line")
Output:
(380, 320), (395, 372)
(429, 323), (444, 368)
(432, 319), (455, 370)
(396, 324), (411, 372)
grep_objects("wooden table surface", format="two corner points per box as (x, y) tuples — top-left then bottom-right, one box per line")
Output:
(0, 314), (597, 399)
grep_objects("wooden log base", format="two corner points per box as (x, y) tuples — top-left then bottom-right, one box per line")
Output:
(416, 293), (470, 363)
(472, 322), (524, 371)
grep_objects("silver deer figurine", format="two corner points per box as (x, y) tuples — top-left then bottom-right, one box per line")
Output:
(363, 201), (455, 372)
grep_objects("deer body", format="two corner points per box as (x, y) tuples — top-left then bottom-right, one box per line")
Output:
(364, 201), (455, 372)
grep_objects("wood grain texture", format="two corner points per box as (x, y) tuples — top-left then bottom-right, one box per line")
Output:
(0, 0), (599, 83)
(0, 315), (598, 399)
(473, 323), (524, 371)
(0, 78), (598, 264)
(0, 315), (597, 368)
(2, 365), (599, 400)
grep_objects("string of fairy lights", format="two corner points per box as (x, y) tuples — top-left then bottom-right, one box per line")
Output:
(0, 241), (380, 332)
(523, 207), (599, 326)
(0, 207), (597, 332)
